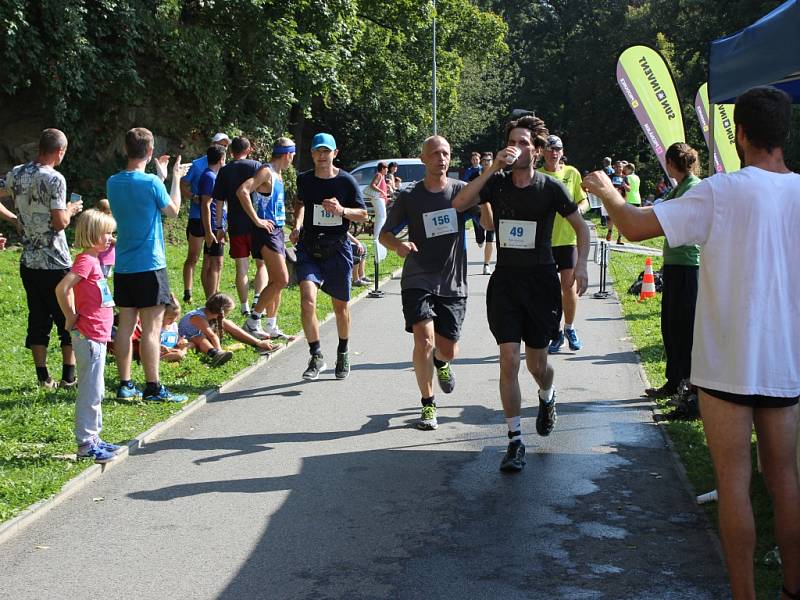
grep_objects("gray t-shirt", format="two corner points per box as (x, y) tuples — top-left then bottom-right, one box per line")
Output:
(7, 162), (71, 270)
(381, 178), (468, 297)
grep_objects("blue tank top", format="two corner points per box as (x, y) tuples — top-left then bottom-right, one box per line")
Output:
(254, 164), (286, 226)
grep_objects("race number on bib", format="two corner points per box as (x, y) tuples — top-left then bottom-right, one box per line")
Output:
(422, 208), (458, 238)
(313, 204), (343, 227)
(97, 279), (115, 308)
(498, 219), (536, 249)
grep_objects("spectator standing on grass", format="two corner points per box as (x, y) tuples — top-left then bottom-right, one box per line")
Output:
(237, 137), (297, 341)
(583, 87), (800, 600)
(213, 137), (266, 316)
(95, 199), (116, 278)
(107, 127), (188, 403)
(7, 128), (82, 389)
(198, 144), (227, 298)
(180, 132), (230, 304)
(55, 209), (121, 463)
(644, 143), (701, 404)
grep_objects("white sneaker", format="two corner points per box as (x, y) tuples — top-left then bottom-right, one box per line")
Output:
(266, 325), (295, 341)
(244, 318), (269, 340)
(482, 264), (493, 275)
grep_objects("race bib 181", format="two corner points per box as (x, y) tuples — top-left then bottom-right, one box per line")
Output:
(498, 219), (536, 249)
(313, 204), (343, 227)
(422, 208), (458, 238)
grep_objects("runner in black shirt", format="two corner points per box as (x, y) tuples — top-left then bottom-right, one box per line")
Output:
(453, 115), (590, 473)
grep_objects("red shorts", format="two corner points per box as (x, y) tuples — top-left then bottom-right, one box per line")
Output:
(229, 233), (252, 259)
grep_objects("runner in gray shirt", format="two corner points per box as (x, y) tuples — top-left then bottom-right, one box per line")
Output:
(380, 135), (468, 430)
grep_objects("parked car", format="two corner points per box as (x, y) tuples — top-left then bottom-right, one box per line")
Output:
(349, 158), (426, 198)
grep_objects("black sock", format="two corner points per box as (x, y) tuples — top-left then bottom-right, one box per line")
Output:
(421, 396), (435, 407)
(207, 348), (219, 357)
(309, 340), (321, 356)
(61, 364), (76, 383)
(337, 338), (348, 353)
(120, 379), (132, 388)
(144, 381), (159, 394)
(36, 366), (49, 382)
(183, 289), (192, 301)
(433, 353), (447, 369)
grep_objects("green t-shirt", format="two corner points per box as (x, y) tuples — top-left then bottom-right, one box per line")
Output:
(662, 174), (701, 266)
(626, 173), (641, 204)
(538, 165), (585, 247)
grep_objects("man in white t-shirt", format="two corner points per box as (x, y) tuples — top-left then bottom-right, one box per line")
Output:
(583, 86), (800, 600)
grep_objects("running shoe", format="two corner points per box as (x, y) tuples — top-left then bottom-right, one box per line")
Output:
(302, 354), (327, 380)
(548, 330), (565, 354)
(59, 378), (78, 390)
(244, 318), (270, 340)
(360, 276), (373, 283)
(435, 361), (455, 394)
(482, 264), (493, 275)
(499, 440), (526, 473)
(77, 442), (117, 464)
(565, 328), (582, 351)
(210, 350), (233, 367)
(116, 381), (142, 400)
(417, 404), (438, 430)
(335, 351), (350, 380)
(143, 385), (188, 403)
(96, 438), (123, 454)
(536, 390), (557, 436)
(352, 278), (366, 287)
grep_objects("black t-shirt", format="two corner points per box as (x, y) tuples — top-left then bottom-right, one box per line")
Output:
(479, 170), (577, 268)
(297, 169), (366, 237)
(212, 159), (262, 236)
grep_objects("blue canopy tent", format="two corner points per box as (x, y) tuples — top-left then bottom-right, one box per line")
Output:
(709, 0), (800, 103)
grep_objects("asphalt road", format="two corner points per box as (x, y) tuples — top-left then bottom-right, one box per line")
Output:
(0, 239), (728, 600)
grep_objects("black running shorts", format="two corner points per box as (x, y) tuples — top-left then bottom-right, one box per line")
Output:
(486, 266), (562, 349)
(401, 288), (467, 341)
(186, 218), (204, 238)
(552, 245), (577, 272)
(698, 387), (799, 408)
(114, 268), (173, 308)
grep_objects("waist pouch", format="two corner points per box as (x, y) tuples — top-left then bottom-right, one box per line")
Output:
(302, 232), (346, 261)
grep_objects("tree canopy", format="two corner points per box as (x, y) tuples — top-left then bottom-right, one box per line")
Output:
(0, 0), (797, 199)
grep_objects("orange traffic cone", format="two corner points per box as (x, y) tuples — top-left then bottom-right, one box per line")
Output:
(639, 257), (656, 301)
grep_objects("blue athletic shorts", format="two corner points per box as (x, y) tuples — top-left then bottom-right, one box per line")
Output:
(295, 238), (353, 302)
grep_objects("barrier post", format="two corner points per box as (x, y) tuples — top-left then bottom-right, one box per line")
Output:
(593, 240), (610, 299)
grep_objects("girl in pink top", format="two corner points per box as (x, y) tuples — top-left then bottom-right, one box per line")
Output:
(55, 209), (120, 463)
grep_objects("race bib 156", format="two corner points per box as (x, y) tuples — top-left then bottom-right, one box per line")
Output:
(498, 219), (536, 249)
(422, 208), (458, 238)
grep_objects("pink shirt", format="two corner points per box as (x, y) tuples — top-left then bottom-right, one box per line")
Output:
(72, 253), (114, 342)
(98, 244), (115, 267)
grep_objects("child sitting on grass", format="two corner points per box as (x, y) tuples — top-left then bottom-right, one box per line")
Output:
(55, 209), (121, 464)
(160, 294), (190, 363)
(178, 293), (274, 366)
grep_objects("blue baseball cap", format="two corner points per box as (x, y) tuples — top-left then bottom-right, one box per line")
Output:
(311, 133), (337, 151)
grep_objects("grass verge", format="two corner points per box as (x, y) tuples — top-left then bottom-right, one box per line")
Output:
(607, 237), (781, 600)
(0, 235), (403, 524)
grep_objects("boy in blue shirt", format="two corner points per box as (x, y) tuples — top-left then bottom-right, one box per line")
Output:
(107, 127), (188, 403)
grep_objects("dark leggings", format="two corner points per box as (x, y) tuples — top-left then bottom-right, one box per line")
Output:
(661, 264), (698, 388)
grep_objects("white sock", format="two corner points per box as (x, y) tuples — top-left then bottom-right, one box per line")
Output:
(539, 387), (554, 403)
(241, 302), (250, 313)
(564, 323), (574, 331)
(506, 416), (521, 441)
(266, 317), (277, 328)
